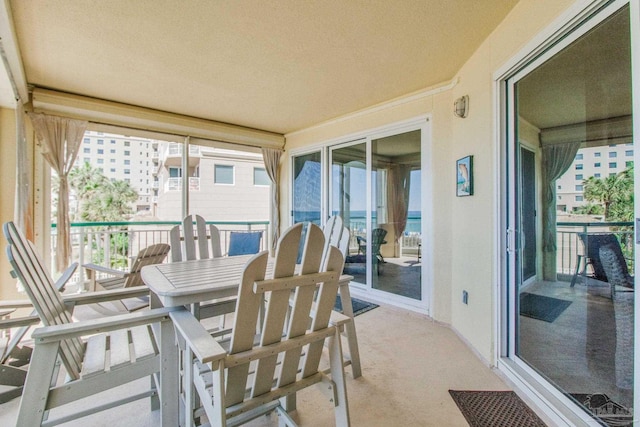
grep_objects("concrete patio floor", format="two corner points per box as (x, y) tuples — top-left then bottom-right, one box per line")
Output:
(0, 303), (523, 426)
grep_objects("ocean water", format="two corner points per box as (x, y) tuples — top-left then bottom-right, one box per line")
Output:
(294, 210), (422, 234)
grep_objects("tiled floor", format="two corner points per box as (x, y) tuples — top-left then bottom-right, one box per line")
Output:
(0, 303), (511, 426)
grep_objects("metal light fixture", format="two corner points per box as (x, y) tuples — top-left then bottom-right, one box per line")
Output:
(454, 95), (469, 118)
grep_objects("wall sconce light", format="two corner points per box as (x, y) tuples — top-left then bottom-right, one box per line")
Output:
(454, 95), (469, 118)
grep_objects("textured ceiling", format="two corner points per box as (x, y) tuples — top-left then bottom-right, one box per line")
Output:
(9, 0), (519, 134)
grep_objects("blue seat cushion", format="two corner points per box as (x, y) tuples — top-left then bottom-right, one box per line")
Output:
(228, 232), (262, 256)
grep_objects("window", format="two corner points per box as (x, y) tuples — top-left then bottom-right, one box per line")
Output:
(124, 141), (130, 147)
(609, 152), (617, 158)
(575, 174), (583, 180)
(594, 152), (601, 157)
(83, 147), (90, 153)
(97, 139), (104, 145)
(575, 153), (583, 160)
(609, 162), (617, 168)
(575, 164), (583, 170)
(575, 184), (583, 191)
(626, 161), (634, 168)
(97, 158), (104, 164)
(124, 160), (130, 165)
(610, 172), (617, 177)
(97, 149), (104, 154)
(110, 139), (116, 144)
(110, 159), (116, 163)
(110, 149), (116, 154)
(575, 195), (583, 201)
(124, 151), (130, 156)
(110, 168), (116, 173)
(169, 167), (182, 178)
(83, 157), (90, 163)
(557, 185), (562, 189)
(253, 167), (270, 186)
(594, 173), (601, 178)
(626, 150), (633, 156)
(595, 162), (601, 167)
(83, 138), (90, 144)
(124, 169), (130, 174)
(214, 165), (234, 184)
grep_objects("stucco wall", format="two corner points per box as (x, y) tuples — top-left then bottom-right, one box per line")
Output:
(283, 0), (577, 363)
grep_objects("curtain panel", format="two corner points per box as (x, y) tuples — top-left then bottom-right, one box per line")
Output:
(27, 112), (88, 273)
(262, 147), (283, 253)
(388, 164), (412, 245)
(540, 140), (581, 280)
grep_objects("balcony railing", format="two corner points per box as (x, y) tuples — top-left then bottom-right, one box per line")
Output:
(556, 221), (634, 278)
(164, 177), (200, 191)
(50, 220), (270, 289)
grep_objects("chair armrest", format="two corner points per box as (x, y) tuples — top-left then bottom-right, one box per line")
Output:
(55, 262), (78, 291)
(0, 314), (39, 329)
(83, 263), (127, 278)
(0, 299), (34, 309)
(61, 286), (149, 305)
(31, 307), (177, 343)
(329, 310), (351, 328)
(171, 309), (227, 364)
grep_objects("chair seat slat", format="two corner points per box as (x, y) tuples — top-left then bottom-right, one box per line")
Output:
(82, 334), (107, 378)
(130, 325), (157, 361)
(109, 329), (131, 369)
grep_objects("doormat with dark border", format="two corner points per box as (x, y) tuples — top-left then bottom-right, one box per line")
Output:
(449, 390), (547, 427)
(520, 293), (572, 323)
(334, 295), (378, 317)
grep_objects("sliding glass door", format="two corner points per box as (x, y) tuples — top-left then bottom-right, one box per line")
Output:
(505, 3), (636, 424)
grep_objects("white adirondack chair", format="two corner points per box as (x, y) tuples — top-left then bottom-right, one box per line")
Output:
(171, 222), (351, 426)
(0, 255), (78, 404)
(170, 214), (222, 262)
(83, 242), (170, 314)
(3, 221), (174, 426)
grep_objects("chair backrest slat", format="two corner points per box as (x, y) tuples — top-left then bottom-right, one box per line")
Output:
(4, 222), (84, 379)
(171, 215), (222, 262)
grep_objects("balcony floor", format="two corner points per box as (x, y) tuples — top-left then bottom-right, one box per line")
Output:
(0, 304), (517, 426)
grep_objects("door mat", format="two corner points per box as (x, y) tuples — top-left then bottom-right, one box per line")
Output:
(334, 295), (378, 317)
(570, 393), (633, 427)
(449, 390), (547, 427)
(520, 293), (572, 322)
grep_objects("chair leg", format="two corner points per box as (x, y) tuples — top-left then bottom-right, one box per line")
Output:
(0, 365), (27, 403)
(17, 341), (60, 426)
(328, 329), (350, 426)
(337, 282), (362, 379)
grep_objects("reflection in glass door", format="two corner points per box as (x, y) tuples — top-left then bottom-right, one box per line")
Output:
(371, 131), (422, 300)
(331, 130), (422, 301)
(330, 141), (367, 285)
(508, 5), (634, 424)
(292, 151), (322, 226)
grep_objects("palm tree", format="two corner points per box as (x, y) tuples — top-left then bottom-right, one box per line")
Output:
(69, 162), (109, 220)
(583, 167), (633, 220)
(81, 178), (138, 222)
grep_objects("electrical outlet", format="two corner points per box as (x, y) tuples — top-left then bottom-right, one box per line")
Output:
(462, 290), (468, 305)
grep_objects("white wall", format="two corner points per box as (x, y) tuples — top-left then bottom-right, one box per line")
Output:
(283, 0), (577, 363)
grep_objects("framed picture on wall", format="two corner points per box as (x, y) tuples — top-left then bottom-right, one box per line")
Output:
(456, 155), (473, 197)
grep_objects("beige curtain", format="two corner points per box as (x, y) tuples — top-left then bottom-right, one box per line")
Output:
(262, 147), (283, 253)
(387, 164), (412, 243)
(14, 101), (34, 240)
(28, 112), (87, 272)
(541, 140), (581, 280)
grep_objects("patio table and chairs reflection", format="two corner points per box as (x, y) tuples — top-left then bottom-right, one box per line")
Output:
(4, 217), (357, 426)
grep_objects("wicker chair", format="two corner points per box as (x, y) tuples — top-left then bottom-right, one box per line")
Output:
(599, 244), (634, 390)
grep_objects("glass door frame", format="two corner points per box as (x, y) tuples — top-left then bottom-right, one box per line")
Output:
(498, 0), (639, 424)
